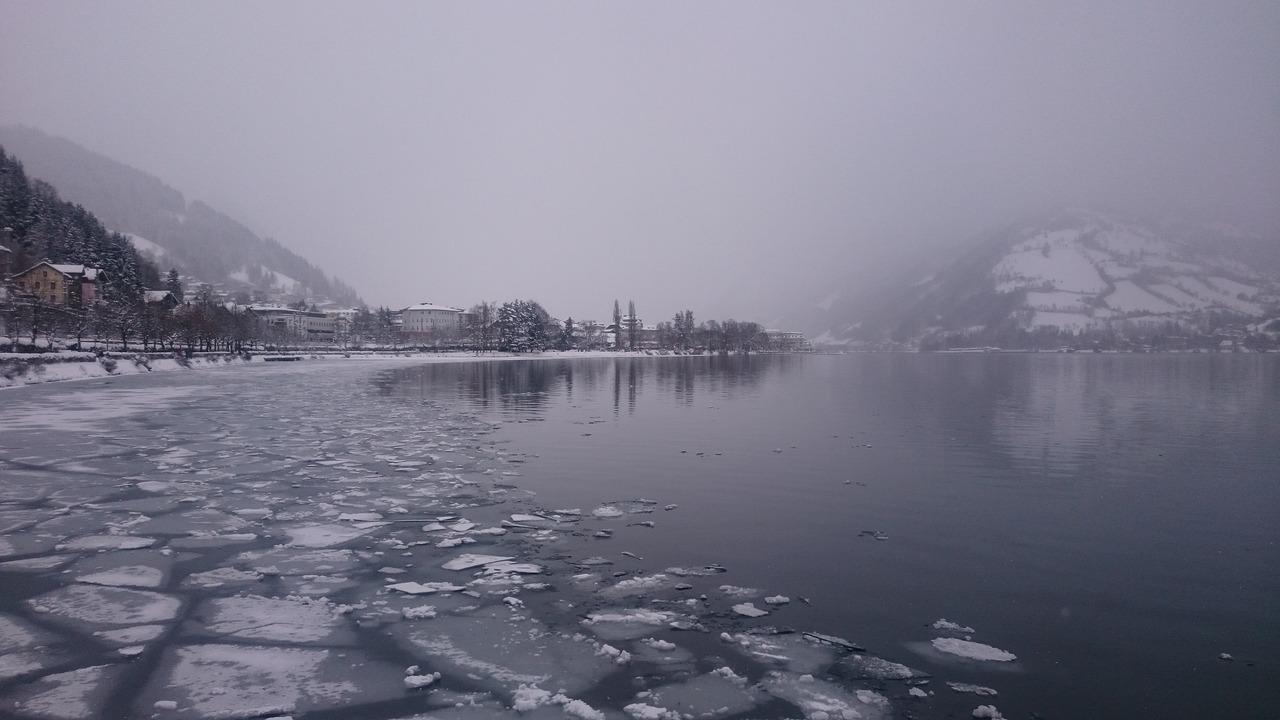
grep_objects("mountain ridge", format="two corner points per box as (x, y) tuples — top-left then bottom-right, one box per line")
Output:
(0, 125), (362, 307)
(799, 209), (1280, 350)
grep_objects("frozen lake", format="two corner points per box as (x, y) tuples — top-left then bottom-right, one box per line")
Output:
(0, 353), (1276, 719)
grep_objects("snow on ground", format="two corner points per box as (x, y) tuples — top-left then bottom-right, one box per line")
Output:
(124, 233), (168, 260)
(1028, 311), (1098, 330)
(994, 231), (1109, 294)
(1024, 291), (1091, 312)
(1104, 280), (1181, 314)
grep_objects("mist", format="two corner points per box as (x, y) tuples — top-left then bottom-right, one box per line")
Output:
(2, 1), (1276, 322)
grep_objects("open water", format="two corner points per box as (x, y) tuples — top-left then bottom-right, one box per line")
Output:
(0, 353), (1275, 719)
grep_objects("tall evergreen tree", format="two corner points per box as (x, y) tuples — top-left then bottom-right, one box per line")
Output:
(166, 268), (184, 301)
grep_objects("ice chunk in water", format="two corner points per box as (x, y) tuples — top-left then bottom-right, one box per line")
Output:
(389, 581), (466, 595)
(583, 609), (681, 640)
(8, 664), (123, 719)
(29, 585), (182, 628)
(283, 523), (372, 548)
(760, 671), (891, 720)
(602, 573), (674, 598)
(639, 669), (764, 718)
(193, 595), (354, 644)
(58, 535), (157, 551)
(931, 638), (1017, 662)
(830, 653), (929, 680)
(76, 564), (165, 588)
(138, 644), (404, 718)
(394, 608), (613, 696)
(933, 618), (976, 633)
(732, 602), (769, 618)
(442, 553), (515, 570)
(721, 631), (836, 674)
(94, 624), (167, 646)
(949, 682), (998, 696)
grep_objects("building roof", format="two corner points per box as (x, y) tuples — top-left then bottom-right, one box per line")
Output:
(16, 261), (105, 280)
(144, 290), (176, 303)
(402, 302), (463, 313)
(48, 264), (102, 280)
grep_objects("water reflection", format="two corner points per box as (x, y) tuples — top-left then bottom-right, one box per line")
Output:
(813, 354), (1280, 480)
(372, 354), (790, 416)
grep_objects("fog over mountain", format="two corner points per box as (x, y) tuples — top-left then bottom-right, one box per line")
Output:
(1, 2), (1276, 325)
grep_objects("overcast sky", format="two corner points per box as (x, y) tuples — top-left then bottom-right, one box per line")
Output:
(2, 1), (1277, 321)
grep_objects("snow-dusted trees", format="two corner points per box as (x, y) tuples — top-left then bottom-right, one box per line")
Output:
(466, 301), (497, 354)
(497, 299), (551, 353)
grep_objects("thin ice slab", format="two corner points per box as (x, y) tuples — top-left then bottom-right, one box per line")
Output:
(393, 608), (613, 697)
(638, 668), (763, 718)
(28, 585), (182, 629)
(6, 664), (125, 719)
(137, 643), (405, 718)
(190, 595), (355, 644)
(760, 671), (892, 720)
(442, 553), (515, 571)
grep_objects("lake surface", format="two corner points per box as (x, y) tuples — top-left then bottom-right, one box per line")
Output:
(0, 353), (1275, 719)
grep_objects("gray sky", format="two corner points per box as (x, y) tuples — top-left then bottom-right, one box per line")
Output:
(2, 1), (1277, 322)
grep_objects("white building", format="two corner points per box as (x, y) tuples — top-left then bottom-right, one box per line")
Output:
(400, 302), (465, 336)
(765, 329), (813, 352)
(249, 305), (337, 341)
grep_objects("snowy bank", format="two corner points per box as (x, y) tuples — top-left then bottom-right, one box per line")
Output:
(0, 349), (701, 390)
(0, 352), (253, 389)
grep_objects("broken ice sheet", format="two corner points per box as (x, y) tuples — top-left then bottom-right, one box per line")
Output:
(391, 607), (615, 697)
(830, 653), (930, 681)
(28, 585), (182, 629)
(930, 637), (1017, 662)
(57, 534), (157, 552)
(93, 623), (167, 646)
(760, 671), (892, 720)
(181, 566), (264, 589)
(235, 547), (363, 576)
(7, 664), (125, 720)
(68, 548), (175, 588)
(600, 573), (677, 599)
(190, 595), (356, 644)
(130, 508), (250, 536)
(282, 522), (374, 548)
(137, 643), (405, 718)
(637, 668), (763, 719)
(720, 631), (838, 674)
(389, 581), (467, 595)
(583, 609), (682, 640)
(732, 602), (769, 618)
(442, 553), (515, 571)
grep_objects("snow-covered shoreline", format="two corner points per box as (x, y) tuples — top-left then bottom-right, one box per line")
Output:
(0, 349), (692, 390)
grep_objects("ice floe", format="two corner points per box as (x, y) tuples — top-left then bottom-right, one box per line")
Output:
(28, 585), (182, 628)
(931, 637), (1017, 662)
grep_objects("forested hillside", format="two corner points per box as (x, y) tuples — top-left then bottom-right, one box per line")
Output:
(1, 146), (160, 296)
(0, 126), (360, 306)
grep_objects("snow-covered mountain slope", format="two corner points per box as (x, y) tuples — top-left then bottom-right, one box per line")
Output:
(992, 218), (1276, 330)
(799, 211), (1280, 348)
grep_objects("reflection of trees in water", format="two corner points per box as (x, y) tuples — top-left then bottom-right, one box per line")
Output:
(373, 355), (794, 415)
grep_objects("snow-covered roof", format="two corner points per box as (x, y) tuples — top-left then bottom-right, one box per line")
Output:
(20, 262), (104, 280)
(144, 290), (175, 302)
(402, 302), (463, 313)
